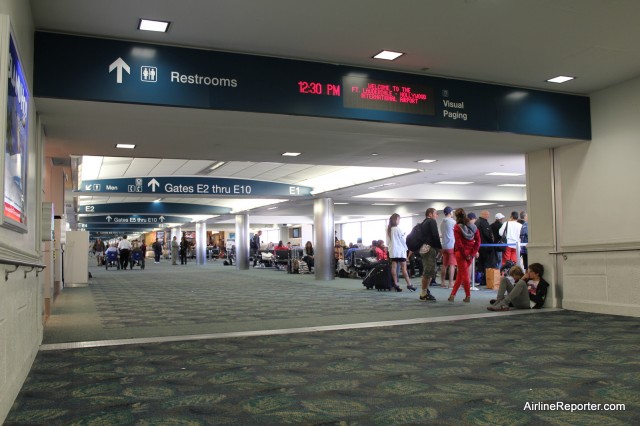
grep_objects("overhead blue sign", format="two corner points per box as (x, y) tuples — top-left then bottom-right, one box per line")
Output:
(34, 32), (591, 140)
(78, 202), (231, 215)
(78, 177), (312, 197)
(78, 222), (159, 230)
(78, 214), (191, 224)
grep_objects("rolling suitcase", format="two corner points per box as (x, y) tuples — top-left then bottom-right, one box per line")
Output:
(362, 261), (393, 291)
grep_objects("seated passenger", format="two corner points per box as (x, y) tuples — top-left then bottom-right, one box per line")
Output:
(130, 243), (145, 269)
(374, 240), (388, 261)
(303, 241), (315, 268)
(275, 240), (287, 250)
(488, 263), (549, 311)
(105, 244), (118, 255)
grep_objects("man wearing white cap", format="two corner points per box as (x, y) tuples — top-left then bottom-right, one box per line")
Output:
(491, 213), (505, 268)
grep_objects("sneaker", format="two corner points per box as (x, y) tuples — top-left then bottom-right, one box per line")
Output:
(489, 297), (504, 305)
(420, 293), (436, 302)
(487, 304), (510, 312)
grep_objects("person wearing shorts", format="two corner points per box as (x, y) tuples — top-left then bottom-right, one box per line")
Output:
(419, 208), (442, 302)
(440, 206), (458, 289)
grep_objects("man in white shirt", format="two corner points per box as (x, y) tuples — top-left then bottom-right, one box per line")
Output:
(439, 206), (457, 289)
(117, 235), (132, 270)
(499, 212), (523, 267)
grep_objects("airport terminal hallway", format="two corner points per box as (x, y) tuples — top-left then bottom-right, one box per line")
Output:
(5, 260), (639, 424)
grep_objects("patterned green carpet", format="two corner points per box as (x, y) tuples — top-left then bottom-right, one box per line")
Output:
(7, 311), (639, 425)
(43, 261), (499, 343)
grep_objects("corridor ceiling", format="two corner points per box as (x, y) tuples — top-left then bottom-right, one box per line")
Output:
(29, 0), (640, 229)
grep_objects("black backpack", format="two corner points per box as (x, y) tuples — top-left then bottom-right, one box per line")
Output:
(406, 220), (427, 252)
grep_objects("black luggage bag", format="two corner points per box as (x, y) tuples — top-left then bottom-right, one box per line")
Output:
(362, 261), (393, 291)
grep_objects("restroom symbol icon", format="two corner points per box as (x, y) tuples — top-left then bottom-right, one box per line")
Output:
(141, 66), (158, 82)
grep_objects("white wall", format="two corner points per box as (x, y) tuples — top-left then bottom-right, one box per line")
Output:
(0, 1), (41, 423)
(534, 75), (640, 316)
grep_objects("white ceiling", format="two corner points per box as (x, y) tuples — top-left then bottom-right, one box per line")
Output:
(30, 0), (640, 229)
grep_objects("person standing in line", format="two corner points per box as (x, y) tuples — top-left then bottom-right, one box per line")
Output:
(448, 208), (480, 303)
(171, 236), (179, 265)
(180, 236), (188, 264)
(419, 208), (442, 302)
(499, 211), (523, 267)
(252, 230), (262, 267)
(476, 210), (497, 286)
(386, 213), (415, 292)
(439, 206), (457, 289)
(152, 239), (162, 263)
(519, 211), (529, 269)
(491, 213), (505, 267)
(118, 235), (132, 270)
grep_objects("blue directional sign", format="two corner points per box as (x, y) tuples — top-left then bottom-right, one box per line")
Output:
(78, 177), (313, 197)
(34, 32), (591, 140)
(78, 202), (231, 215)
(78, 223), (159, 232)
(78, 214), (192, 224)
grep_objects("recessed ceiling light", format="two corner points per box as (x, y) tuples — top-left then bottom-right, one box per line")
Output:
(371, 153), (379, 156)
(498, 184), (526, 187)
(417, 159), (437, 164)
(546, 75), (575, 84)
(282, 152), (301, 157)
(334, 202), (349, 205)
(115, 144), (136, 149)
(435, 181), (474, 185)
(372, 203), (396, 206)
(267, 207), (278, 210)
(373, 50), (404, 61)
(138, 19), (170, 33)
(486, 172), (523, 176)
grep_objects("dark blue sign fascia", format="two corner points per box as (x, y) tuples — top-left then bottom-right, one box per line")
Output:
(77, 177), (312, 197)
(79, 223), (160, 230)
(78, 215), (191, 224)
(78, 202), (231, 215)
(34, 32), (591, 140)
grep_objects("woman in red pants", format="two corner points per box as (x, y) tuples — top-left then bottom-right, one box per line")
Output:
(449, 208), (480, 303)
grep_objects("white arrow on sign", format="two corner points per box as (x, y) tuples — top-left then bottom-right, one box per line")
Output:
(106, 215), (112, 222)
(159, 216), (165, 222)
(148, 178), (160, 192)
(108, 57), (130, 84)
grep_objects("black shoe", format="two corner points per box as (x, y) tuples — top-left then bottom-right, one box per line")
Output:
(490, 299), (497, 305)
(407, 285), (417, 292)
(420, 293), (437, 302)
(393, 285), (402, 292)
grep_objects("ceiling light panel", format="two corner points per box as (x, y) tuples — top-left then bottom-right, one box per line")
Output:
(138, 19), (170, 32)
(434, 181), (474, 185)
(546, 75), (575, 83)
(485, 172), (524, 176)
(373, 50), (404, 60)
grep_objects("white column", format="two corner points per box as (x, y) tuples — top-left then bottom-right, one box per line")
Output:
(195, 222), (206, 265)
(235, 214), (249, 270)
